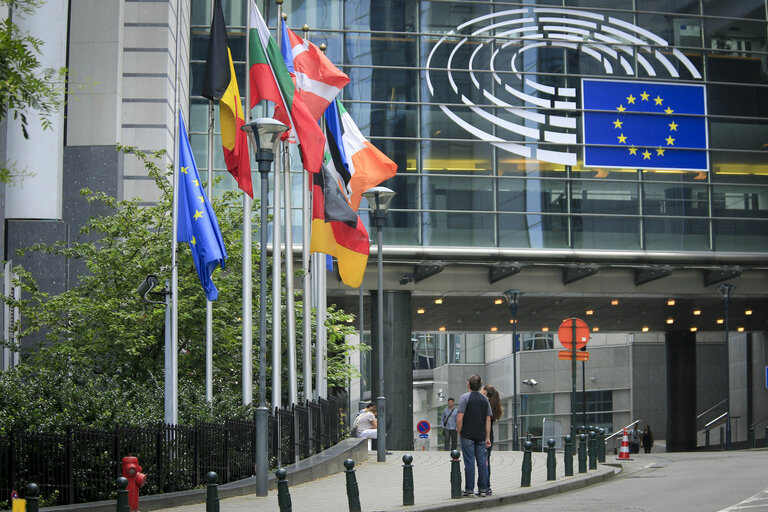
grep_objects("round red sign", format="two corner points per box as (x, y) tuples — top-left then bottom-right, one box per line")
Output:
(558, 318), (590, 350)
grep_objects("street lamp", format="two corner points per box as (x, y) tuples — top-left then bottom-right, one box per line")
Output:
(717, 282), (735, 450)
(503, 289), (523, 450)
(242, 117), (287, 496)
(362, 186), (396, 463)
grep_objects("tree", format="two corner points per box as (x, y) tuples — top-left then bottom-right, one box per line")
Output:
(0, 0), (66, 183)
(0, 148), (362, 432)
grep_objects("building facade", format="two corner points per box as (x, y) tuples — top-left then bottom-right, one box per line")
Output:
(2, 0), (768, 450)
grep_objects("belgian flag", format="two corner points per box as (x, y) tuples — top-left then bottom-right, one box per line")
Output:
(202, 0), (252, 197)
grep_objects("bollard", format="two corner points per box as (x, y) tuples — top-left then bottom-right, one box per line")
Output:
(116, 477), (130, 512)
(344, 459), (362, 512)
(276, 468), (292, 512)
(402, 454), (414, 506)
(205, 471), (219, 512)
(564, 435), (574, 476)
(748, 427), (755, 449)
(450, 450), (462, 499)
(546, 438), (556, 481)
(578, 434), (587, 474)
(588, 430), (597, 470)
(25, 483), (40, 512)
(705, 428), (710, 449)
(719, 427), (725, 451)
(765, 426), (768, 448)
(521, 441), (533, 487)
(598, 428), (606, 463)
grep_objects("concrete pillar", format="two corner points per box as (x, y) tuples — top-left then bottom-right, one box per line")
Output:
(666, 330), (697, 451)
(371, 290), (413, 450)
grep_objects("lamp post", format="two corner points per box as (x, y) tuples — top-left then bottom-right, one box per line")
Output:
(717, 282), (735, 450)
(242, 118), (288, 496)
(503, 289), (523, 451)
(362, 186), (396, 463)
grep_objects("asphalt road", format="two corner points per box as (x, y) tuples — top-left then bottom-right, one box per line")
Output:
(491, 450), (768, 512)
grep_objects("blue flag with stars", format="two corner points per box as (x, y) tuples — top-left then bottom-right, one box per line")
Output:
(582, 79), (708, 171)
(177, 112), (227, 301)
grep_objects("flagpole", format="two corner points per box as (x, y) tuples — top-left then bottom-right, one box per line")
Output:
(204, 0), (215, 406)
(242, 0), (253, 407)
(168, 0), (184, 426)
(272, 1), (284, 411)
(301, 23), (313, 403)
(315, 42), (329, 400)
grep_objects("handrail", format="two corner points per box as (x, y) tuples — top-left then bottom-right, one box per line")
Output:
(697, 399), (727, 420)
(605, 419), (640, 442)
(705, 412), (728, 429)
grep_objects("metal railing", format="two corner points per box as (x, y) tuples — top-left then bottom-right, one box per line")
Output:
(604, 419), (640, 453)
(0, 396), (347, 507)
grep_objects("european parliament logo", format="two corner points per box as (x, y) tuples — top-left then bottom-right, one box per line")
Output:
(582, 79), (708, 171)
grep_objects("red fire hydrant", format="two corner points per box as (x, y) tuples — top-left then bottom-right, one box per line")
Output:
(121, 456), (147, 512)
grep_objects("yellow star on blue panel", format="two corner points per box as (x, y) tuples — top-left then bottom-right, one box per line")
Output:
(666, 136), (675, 146)
(654, 96), (663, 106)
(181, 167), (189, 174)
(198, 195), (205, 203)
(613, 119), (623, 129)
(642, 150), (652, 160)
(191, 236), (196, 245)
(617, 104), (626, 112)
(656, 147), (665, 156)
(640, 91), (650, 101)
(628, 145), (638, 155)
(194, 210), (203, 220)
(617, 133), (627, 144)
(193, 179), (199, 187)
(626, 94), (636, 104)
(664, 107), (674, 114)
(669, 121), (678, 131)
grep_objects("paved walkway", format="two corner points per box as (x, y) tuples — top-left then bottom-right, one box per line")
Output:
(155, 449), (619, 512)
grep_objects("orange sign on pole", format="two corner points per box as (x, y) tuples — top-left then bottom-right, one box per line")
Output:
(558, 318), (590, 350)
(558, 350), (590, 361)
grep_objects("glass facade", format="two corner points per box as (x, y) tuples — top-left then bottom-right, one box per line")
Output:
(188, 0), (768, 254)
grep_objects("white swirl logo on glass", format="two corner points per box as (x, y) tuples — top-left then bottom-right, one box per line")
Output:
(425, 8), (705, 168)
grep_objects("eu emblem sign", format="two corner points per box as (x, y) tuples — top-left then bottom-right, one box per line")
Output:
(582, 79), (708, 171)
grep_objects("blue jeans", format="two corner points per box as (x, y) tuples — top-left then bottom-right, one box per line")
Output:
(460, 436), (488, 492)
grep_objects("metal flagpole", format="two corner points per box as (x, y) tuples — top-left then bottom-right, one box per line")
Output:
(301, 24), (313, 403)
(242, 0), (253, 406)
(168, 0), (184, 425)
(282, 10), (298, 407)
(272, 1), (284, 411)
(205, 0), (215, 405)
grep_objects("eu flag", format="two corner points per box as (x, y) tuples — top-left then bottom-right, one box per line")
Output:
(177, 112), (228, 301)
(582, 79), (708, 171)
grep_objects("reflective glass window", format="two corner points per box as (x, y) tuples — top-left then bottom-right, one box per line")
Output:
(422, 140), (493, 175)
(573, 215), (641, 249)
(644, 217), (710, 251)
(714, 219), (768, 251)
(420, 1), (493, 33)
(346, 0), (418, 31)
(423, 212), (496, 246)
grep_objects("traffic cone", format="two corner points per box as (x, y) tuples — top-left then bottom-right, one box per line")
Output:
(618, 428), (632, 461)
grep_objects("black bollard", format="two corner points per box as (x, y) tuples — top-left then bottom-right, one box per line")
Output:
(205, 471), (219, 512)
(344, 459), (362, 512)
(25, 483), (40, 512)
(588, 430), (597, 470)
(450, 449), (462, 499)
(564, 435), (574, 476)
(521, 441), (533, 487)
(546, 438), (556, 481)
(598, 428), (606, 463)
(116, 476), (130, 512)
(577, 434), (587, 474)
(402, 454), (414, 506)
(720, 427), (725, 451)
(749, 427), (755, 449)
(276, 468), (292, 512)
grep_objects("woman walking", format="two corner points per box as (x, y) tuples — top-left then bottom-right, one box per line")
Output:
(482, 384), (503, 496)
(642, 425), (654, 453)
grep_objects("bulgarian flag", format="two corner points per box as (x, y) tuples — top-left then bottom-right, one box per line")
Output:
(281, 23), (350, 121)
(247, 0), (324, 174)
(325, 100), (398, 211)
(201, 0), (252, 196)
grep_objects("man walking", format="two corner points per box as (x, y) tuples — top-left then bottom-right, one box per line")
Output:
(441, 398), (458, 451)
(457, 375), (492, 497)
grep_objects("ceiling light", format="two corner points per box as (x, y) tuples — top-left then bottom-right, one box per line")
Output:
(494, 298), (503, 305)
(693, 309), (701, 316)
(690, 327), (698, 332)
(745, 310), (752, 315)
(542, 327), (549, 332)
(490, 326), (498, 332)
(611, 300), (619, 306)
(737, 326), (745, 332)
(509, 318), (517, 324)
(716, 318), (724, 324)
(667, 299), (676, 306)
(642, 326), (649, 332)
(586, 309), (594, 315)
(434, 298), (443, 305)
(417, 308), (425, 314)
(438, 326), (446, 332)
(592, 327), (599, 332)
(666, 318), (674, 324)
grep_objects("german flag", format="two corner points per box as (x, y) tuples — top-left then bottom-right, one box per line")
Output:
(202, 0), (252, 197)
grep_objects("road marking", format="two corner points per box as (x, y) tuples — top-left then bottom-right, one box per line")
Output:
(720, 487), (768, 511)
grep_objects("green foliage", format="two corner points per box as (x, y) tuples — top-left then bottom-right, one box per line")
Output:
(0, 147), (361, 432)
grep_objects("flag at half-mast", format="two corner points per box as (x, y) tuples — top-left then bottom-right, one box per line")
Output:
(280, 23), (350, 121)
(247, 0), (325, 174)
(201, 0), (252, 196)
(177, 112), (228, 301)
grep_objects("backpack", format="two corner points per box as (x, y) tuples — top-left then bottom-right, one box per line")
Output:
(351, 411), (365, 437)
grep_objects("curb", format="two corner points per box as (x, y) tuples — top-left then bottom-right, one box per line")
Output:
(382, 465), (620, 512)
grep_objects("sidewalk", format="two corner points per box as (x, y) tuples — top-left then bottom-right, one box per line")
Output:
(154, 449), (620, 512)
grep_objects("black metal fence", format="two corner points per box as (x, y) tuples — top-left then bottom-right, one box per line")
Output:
(0, 396), (348, 507)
